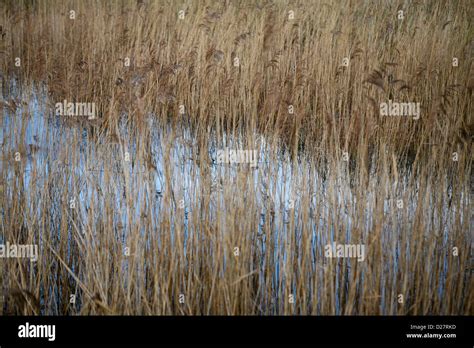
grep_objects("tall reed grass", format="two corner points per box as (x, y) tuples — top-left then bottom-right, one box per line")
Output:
(0, 0), (472, 315)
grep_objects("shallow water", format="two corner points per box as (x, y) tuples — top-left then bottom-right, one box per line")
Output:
(0, 86), (471, 315)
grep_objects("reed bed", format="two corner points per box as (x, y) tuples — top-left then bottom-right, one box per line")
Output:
(0, 0), (472, 315)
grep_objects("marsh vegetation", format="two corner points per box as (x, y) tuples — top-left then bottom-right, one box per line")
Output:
(0, 0), (472, 315)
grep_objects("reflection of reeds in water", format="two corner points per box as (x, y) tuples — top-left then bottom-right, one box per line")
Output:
(4, 108), (471, 315)
(0, 0), (472, 315)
